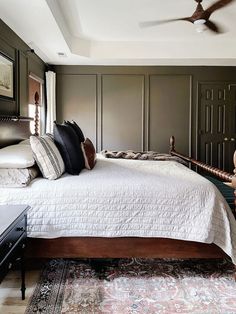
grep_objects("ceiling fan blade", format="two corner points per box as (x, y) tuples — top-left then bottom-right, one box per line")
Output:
(139, 17), (191, 28)
(205, 0), (233, 15)
(205, 20), (223, 33)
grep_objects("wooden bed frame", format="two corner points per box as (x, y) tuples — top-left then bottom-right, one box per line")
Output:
(1, 117), (236, 260)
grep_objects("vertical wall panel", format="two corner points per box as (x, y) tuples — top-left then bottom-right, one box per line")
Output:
(102, 75), (144, 151)
(149, 75), (191, 155)
(56, 74), (97, 146)
(19, 51), (28, 117)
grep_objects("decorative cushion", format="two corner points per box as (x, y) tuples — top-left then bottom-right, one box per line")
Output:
(64, 120), (85, 142)
(81, 138), (96, 170)
(0, 142), (34, 169)
(30, 135), (65, 180)
(19, 139), (31, 145)
(53, 122), (85, 175)
(0, 166), (39, 188)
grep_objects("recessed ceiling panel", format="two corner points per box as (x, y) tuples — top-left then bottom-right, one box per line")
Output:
(0, 0), (236, 65)
(58, 0), (236, 41)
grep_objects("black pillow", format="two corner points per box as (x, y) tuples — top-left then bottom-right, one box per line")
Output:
(53, 122), (85, 175)
(64, 120), (85, 143)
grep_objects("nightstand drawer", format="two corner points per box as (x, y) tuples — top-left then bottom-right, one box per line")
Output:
(0, 217), (26, 263)
(0, 205), (29, 299)
(0, 235), (26, 283)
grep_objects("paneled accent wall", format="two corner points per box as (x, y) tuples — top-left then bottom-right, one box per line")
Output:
(55, 66), (236, 169)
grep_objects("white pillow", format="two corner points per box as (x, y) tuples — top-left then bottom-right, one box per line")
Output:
(30, 135), (65, 180)
(0, 143), (34, 168)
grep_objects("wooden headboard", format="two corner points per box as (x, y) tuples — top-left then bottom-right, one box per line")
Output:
(0, 116), (33, 148)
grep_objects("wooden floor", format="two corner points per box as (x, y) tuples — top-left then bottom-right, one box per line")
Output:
(0, 268), (41, 314)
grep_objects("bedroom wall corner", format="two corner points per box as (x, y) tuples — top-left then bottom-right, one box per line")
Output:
(0, 19), (46, 118)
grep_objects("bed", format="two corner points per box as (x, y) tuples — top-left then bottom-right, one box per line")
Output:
(0, 118), (236, 264)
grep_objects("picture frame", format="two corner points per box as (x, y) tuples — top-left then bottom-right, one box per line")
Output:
(0, 52), (14, 100)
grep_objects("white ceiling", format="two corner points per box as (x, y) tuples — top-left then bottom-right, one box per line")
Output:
(0, 0), (236, 65)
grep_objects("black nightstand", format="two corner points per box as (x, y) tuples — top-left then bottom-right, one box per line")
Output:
(0, 205), (29, 300)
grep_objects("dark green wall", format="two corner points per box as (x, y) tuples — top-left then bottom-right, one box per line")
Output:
(55, 65), (236, 162)
(0, 19), (46, 117)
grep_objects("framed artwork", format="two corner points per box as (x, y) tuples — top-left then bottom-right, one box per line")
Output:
(0, 52), (14, 99)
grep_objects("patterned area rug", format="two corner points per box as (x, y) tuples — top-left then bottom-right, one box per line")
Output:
(25, 258), (236, 314)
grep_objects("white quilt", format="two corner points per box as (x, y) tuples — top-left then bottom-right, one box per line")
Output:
(0, 154), (236, 263)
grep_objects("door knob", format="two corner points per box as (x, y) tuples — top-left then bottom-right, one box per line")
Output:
(224, 137), (229, 141)
(231, 138), (235, 142)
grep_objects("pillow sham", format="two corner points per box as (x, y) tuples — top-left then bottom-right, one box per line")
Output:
(0, 143), (34, 168)
(30, 135), (65, 180)
(64, 120), (85, 142)
(53, 122), (85, 175)
(0, 166), (39, 188)
(81, 138), (96, 170)
(19, 139), (30, 145)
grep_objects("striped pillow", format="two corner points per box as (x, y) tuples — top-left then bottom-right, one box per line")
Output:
(30, 135), (65, 180)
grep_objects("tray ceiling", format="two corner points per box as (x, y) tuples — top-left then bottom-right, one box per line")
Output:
(0, 0), (236, 65)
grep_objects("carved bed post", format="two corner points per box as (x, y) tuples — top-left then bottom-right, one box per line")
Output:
(170, 136), (236, 217)
(232, 151), (236, 214)
(169, 136), (175, 153)
(34, 91), (40, 136)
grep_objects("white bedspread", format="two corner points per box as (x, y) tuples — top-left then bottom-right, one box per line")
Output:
(1, 154), (236, 263)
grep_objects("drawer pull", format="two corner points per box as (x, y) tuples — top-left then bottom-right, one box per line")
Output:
(16, 227), (24, 232)
(8, 242), (13, 248)
(8, 263), (12, 270)
(22, 244), (26, 249)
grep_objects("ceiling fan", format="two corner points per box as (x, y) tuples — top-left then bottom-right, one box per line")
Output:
(139, 0), (233, 33)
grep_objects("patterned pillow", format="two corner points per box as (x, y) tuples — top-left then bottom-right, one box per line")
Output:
(30, 135), (65, 180)
(81, 138), (96, 170)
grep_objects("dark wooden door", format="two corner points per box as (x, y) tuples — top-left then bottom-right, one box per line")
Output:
(199, 83), (235, 172)
(228, 84), (236, 171)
